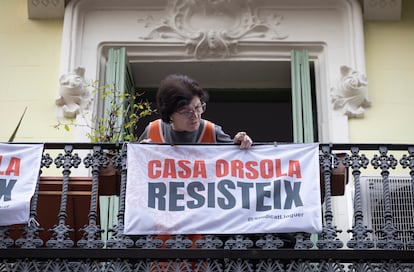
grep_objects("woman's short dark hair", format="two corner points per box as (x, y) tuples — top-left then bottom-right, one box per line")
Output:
(156, 74), (209, 123)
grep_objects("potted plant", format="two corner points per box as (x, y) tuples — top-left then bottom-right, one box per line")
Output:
(55, 81), (156, 194)
(56, 81), (156, 143)
(56, 78), (157, 142)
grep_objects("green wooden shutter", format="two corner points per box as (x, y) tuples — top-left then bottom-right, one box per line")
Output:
(291, 50), (314, 143)
(100, 48), (132, 241)
(104, 47), (135, 141)
(99, 195), (119, 245)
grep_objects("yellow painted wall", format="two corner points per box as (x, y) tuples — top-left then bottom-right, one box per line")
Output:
(0, 0), (74, 142)
(350, 1), (414, 143)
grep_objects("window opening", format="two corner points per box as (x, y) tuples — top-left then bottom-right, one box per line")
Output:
(125, 60), (317, 143)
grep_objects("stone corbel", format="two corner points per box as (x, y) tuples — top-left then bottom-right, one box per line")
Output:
(55, 67), (91, 119)
(331, 66), (371, 118)
(27, 0), (65, 19)
(363, 0), (402, 21)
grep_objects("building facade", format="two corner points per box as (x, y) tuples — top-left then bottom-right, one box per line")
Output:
(1, 1), (414, 270)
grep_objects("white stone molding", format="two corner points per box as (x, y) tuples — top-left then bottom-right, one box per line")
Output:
(55, 67), (91, 118)
(59, 0), (367, 143)
(331, 66), (371, 118)
(139, 0), (288, 59)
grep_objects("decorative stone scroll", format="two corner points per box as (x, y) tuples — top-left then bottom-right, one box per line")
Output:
(138, 0), (288, 59)
(55, 67), (91, 118)
(331, 66), (371, 118)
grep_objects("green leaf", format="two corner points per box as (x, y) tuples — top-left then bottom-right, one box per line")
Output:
(8, 107), (27, 142)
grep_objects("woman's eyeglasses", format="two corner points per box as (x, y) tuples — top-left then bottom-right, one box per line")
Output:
(177, 103), (206, 118)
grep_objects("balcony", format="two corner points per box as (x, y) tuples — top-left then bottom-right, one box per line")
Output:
(1, 142), (414, 271)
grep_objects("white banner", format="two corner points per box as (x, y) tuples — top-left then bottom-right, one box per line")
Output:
(125, 143), (321, 235)
(0, 143), (44, 226)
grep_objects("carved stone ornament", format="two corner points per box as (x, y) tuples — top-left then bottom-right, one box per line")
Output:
(55, 67), (91, 118)
(28, 0), (64, 19)
(138, 0), (288, 59)
(331, 66), (371, 118)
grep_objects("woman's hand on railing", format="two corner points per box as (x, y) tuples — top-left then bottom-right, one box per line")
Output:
(233, 132), (253, 149)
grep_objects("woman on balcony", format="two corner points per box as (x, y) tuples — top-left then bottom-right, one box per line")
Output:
(138, 73), (253, 149)
(137, 73), (253, 254)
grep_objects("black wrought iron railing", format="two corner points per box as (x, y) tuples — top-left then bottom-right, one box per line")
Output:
(1, 142), (414, 272)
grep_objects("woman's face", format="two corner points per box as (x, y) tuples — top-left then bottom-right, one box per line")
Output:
(170, 96), (205, 132)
